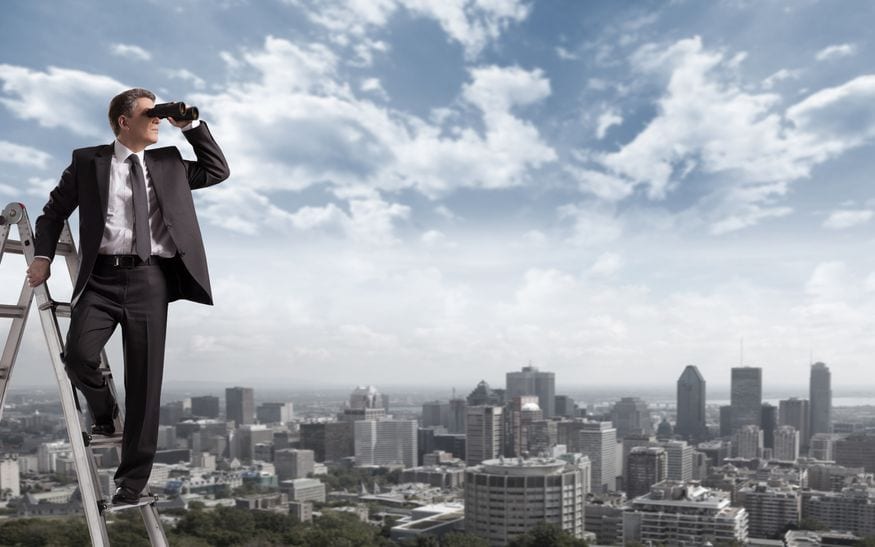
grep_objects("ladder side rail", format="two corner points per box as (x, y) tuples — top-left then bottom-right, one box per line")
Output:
(13, 204), (111, 547)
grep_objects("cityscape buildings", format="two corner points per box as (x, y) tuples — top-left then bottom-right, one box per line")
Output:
(730, 367), (762, 433)
(779, 398), (811, 452)
(675, 365), (707, 442)
(809, 362), (832, 437)
(225, 387), (255, 426)
(626, 446), (667, 498)
(579, 421), (617, 492)
(610, 397), (653, 439)
(505, 365), (556, 418)
(465, 406), (503, 465)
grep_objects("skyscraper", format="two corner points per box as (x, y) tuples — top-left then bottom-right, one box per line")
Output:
(730, 367), (762, 433)
(626, 446), (667, 498)
(676, 365), (707, 442)
(779, 398), (810, 451)
(611, 397), (653, 439)
(466, 406), (504, 465)
(354, 419), (418, 468)
(773, 426), (800, 462)
(506, 365), (556, 418)
(191, 395), (220, 418)
(810, 362), (832, 437)
(761, 403), (777, 450)
(580, 421), (617, 492)
(225, 387), (255, 426)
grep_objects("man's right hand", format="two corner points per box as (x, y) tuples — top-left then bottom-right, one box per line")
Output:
(27, 258), (51, 287)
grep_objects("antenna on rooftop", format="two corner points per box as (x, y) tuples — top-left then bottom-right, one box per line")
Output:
(740, 338), (744, 366)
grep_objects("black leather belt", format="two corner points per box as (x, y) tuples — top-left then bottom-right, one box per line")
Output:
(95, 255), (169, 268)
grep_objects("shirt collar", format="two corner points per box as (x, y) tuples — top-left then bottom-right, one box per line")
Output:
(113, 140), (145, 164)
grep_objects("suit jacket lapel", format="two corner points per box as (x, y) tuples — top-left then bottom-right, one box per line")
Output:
(94, 144), (113, 220)
(144, 152), (166, 210)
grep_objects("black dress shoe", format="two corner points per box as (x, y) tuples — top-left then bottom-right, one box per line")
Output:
(112, 484), (141, 506)
(91, 403), (119, 436)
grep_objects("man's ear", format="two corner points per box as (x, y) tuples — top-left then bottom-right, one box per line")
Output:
(117, 115), (128, 131)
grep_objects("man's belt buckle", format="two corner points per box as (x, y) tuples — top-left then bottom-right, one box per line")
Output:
(112, 255), (138, 268)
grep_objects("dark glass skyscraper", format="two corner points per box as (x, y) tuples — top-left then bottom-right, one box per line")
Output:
(810, 362), (832, 437)
(730, 367), (762, 433)
(226, 386), (255, 426)
(676, 365), (707, 441)
(506, 365), (556, 418)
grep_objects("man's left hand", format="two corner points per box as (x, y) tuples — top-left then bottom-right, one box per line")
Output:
(167, 118), (190, 129)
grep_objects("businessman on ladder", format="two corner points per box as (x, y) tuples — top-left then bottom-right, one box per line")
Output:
(25, 88), (229, 505)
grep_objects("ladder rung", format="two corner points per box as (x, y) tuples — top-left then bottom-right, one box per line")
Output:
(102, 495), (159, 513)
(2, 239), (75, 256)
(0, 304), (26, 318)
(88, 433), (123, 449)
(37, 301), (72, 318)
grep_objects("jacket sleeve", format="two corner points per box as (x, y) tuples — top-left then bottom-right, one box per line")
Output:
(182, 122), (230, 190)
(34, 152), (80, 261)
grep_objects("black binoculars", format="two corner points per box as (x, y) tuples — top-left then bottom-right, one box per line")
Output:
(146, 102), (199, 121)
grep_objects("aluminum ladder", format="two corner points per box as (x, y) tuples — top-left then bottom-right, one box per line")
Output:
(0, 201), (168, 547)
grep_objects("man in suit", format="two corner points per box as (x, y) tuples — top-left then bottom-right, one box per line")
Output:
(26, 88), (229, 505)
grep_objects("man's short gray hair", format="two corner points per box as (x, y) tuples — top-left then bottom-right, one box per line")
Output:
(108, 88), (156, 136)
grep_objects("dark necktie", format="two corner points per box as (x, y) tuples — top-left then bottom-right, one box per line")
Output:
(127, 155), (151, 261)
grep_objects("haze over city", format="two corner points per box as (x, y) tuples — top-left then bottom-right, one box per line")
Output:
(3, 1), (875, 389)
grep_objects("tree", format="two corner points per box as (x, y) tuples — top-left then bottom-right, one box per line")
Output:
(507, 523), (588, 547)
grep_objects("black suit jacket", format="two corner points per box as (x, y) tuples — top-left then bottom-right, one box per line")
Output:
(34, 123), (230, 305)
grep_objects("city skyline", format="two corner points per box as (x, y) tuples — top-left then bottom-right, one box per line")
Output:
(3, 2), (875, 387)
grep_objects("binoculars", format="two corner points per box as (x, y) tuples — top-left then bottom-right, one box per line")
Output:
(146, 102), (199, 121)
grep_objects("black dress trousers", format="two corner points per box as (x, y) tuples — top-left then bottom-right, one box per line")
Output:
(63, 257), (169, 493)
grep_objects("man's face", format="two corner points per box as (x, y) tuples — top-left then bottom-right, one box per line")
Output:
(121, 97), (159, 146)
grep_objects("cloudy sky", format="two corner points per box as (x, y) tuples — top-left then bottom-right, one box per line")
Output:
(2, 0), (875, 393)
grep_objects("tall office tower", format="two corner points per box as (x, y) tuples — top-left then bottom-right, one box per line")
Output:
(299, 422), (354, 462)
(0, 456), (20, 498)
(506, 365), (556, 418)
(773, 426), (800, 462)
(730, 367), (762, 433)
(528, 420), (558, 455)
(661, 440), (693, 482)
(625, 482), (749, 545)
(733, 425), (763, 459)
(738, 483), (800, 540)
(465, 458), (585, 545)
(467, 380), (502, 406)
(381, 393), (390, 415)
(257, 402), (294, 424)
(275, 449), (315, 480)
(448, 398), (467, 434)
(506, 396), (542, 457)
(627, 446), (668, 498)
(833, 433), (875, 472)
(580, 421), (617, 492)
(191, 395), (220, 418)
(692, 450), (710, 481)
(557, 419), (589, 453)
(610, 397), (653, 439)
(676, 365), (707, 442)
(234, 424), (272, 461)
(778, 398), (810, 451)
(226, 387), (255, 426)
(354, 419), (418, 468)
(466, 406), (504, 465)
(421, 401), (447, 428)
(760, 403), (777, 450)
(622, 433), (655, 480)
(719, 406), (733, 437)
(554, 395), (576, 418)
(810, 362), (832, 437)
(809, 433), (836, 461)
(340, 386), (386, 422)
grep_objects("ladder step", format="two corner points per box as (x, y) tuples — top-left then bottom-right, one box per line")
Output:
(102, 495), (159, 513)
(1, 239), (75, 256)
(0, 304), (26, 318)
(87, 433), (123, 449)
(37, 301), (72, 318)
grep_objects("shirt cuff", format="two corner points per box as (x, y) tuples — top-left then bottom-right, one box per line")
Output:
(34, 255), (51, 262)
(181, 120), (201, 131)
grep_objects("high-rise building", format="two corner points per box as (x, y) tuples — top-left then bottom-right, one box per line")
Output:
(506, 365), (556, 418)
(624, 481), (749, 545)
(465, 458), (586, 546)
(661, 440), (693, 482)
(466, 406), (503, 465)
(834, 433), (875, 473)
(299, 422), (354, 462)
(191, 395), (220, 418)
(467, 380), (502, 406)
(506, 396), (542, 457)
(580, 421), (617, 492)
(0, 456), (20, 498)
(226, 387), (255, 426)
(779, 398), (810, 451)
(354, 419), (418, 468)
(256, 402), (294, 424)
(554, 395), (576, 418)
(733, 425), (763, 459)
(761, 403), (777, 450)
(809, 433), (837, 461)
(676, 365), (707, 442)
(730, 367), (762, 433)
(719, 405), (733, 437)
(421, 401), (447, 428)
(611, 397), (653, 439)
(738, 483), (800, 539)
(804, 484), (875, 537)
(275, 449), (315, 480)
(810, 362), (832, 437)
(773, 426), (800, 462)
(448, 398), (467, 434)
(340, 386), (386, 422)
(627, 446), (667, 498)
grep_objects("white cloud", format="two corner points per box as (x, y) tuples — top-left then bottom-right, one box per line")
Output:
(761, 68), (800, 90)
(360, 77), (389, 100)
(786, 75), (875, 152)
(0, 65), (125, 137)
(0, 141), (52, 169)
(815, 43), (857, 62)
(595, 108), (622, 139)
(110, 43), (152, 61)
(558, 203), (623, 247)
(164, 68), (206, 90)
(567, 166), (633, 201)
(556, 46), (578, 60)
(589, 252), (623, 277)
(823, 209), (873, 230)
(294, 0), (530, 59)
